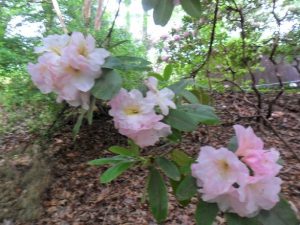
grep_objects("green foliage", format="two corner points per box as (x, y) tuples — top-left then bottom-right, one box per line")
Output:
(91, 69), (123, 100)
(195, 200), (219, 225)
(108, 146), (139, 157)
(255, 198), (300, 225)
(228, 136), (238, 152)
(181, 0), (202, 18)
(155, 157), (180, 181)
(175, 175), (197, 201)
(225, 213), (260, 225)
(147, 167), (168, 223)
(100, 161), (134, 183)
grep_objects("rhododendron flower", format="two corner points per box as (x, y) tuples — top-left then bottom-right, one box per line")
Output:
(191, 146), (249, 200)
(109, 88), (156, 130)
(145, 77), (176, 115)
(34, 34), (70, 55)
(234, 124), (264, 156)
(161, 56), (170, 62)
(173, 34), (181, 41)
(28, 32), (110, 110)
(65, 32), (110, 72)
(118, 115), (171, 147)
(242, 148), (282, 177)
(28, 53), (60, 94)
(109, 88), (171, 147)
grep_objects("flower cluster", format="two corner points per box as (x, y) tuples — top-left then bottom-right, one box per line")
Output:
(191, 125), (282, 217)
(108, 77), (176, 147)
(28, 32), (110, 109)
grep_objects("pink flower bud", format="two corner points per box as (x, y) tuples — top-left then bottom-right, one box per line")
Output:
(173, 34), (181, 41)
(161, 56), (170, 62)
(160, 34), (168, 40)
(183, 31), (190, 38)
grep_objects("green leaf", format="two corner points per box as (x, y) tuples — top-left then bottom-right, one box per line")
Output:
(153, 0), (174, 26)
(180, 90), (199, 104)
(228, 136), (238, 152)
(190, 88), (213, 105)
(168, 79), (193, 95)
(175, 175), (197, 201)
(128, 140), (140, 156)
(255, 198), (300, 225)
(148, 167), (168, 223)
(177, 104), (220, 125)
(100, 161), (134, 183)
(88, 155), (132, 166)
(148, 72), (164, 81)
(181, 0), (202, 18)
(108, 146), (138, 157)
(167, 129), (182, 142)
(155, 157), (180, 181)
(91, 70), (122, 100)
(109, 40), (130, 49)
(170, 179), (191, 206)
(163, 64), (173, 81)
(102, 56), (151, 71)
(142, 0), (159, 11)
(195, 200), (219, 225)
(73, 110), (86, 137)
(170, 149), (194, 167)
(164, 108), (199, 132)
(226, 213), (260, 225)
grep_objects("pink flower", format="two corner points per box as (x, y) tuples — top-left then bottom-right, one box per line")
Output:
(173, 34), (181, 41)
(161, 56), (170, 62)
(144, 77), (176, 115)
(234, 125), (264, 156)
(34, 34), (70, 55)
(213, 176), (282, 217)
(160, 34), (168, 40)
(66, 32), (110, 72)
(191, 146), (249, 200)
(242, 148), (282, 177)
(183, 31), (190, 38)
(109, 88), (172, 147)
(118, 115), (171, 147)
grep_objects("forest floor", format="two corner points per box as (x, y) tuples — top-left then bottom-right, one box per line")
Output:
(0, 91), (299, 225)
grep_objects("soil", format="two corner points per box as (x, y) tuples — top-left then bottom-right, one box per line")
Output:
(0, 92), (299, 225)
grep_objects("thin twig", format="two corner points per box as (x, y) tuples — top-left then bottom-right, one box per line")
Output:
(101, 0), (122, 48)
(51, 0), (68, 34)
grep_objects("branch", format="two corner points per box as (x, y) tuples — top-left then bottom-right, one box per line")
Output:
(190, 0), (219, 86)
(101, 0), (122, 48)
(94, 0), (104, 31)
(51, 0), (68, 34)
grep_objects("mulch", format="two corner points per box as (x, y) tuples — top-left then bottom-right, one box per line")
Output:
(1, 91), (299, 225)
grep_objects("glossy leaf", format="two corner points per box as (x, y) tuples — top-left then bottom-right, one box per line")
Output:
(228, 136), (238, 152)
(88, 155), (132, 166)
(148, 72), (164, 81)
(153, 0), (174, 26)
(181, 0), (202, 18)
(170, 149), (194, 167)
(195, 200), (219, 225)
(164, 108), (199, 131)
(175, 175), (197, 201)
(168, 79), (193, 94)
(100, 161), (134, 183)
(155, 157), (180, 181)
(91, 70), (122, 100)
(180, 89), (199, 104)
(148, 167), (168, 223)
(177, 104), (220, 125)
(108, 146), (138, 157)
(255, 198), (300, 225)
(163, 64), (173, 81)
(102, 56), (151, 71)
(226, 213), (260, 225)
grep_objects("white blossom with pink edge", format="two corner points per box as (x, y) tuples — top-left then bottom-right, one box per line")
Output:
(28, 32), (110, 110)
(108, 88), (171, 147)
(191, 146), (249, 200)
(34, 34), (70, 55)
(145, 77), (176, 116)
